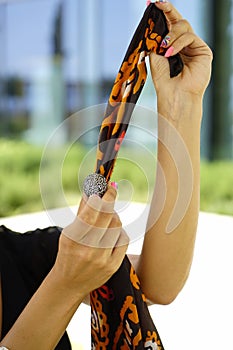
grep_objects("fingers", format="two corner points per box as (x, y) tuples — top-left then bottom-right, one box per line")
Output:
(77, 180), (117, 214)
(102, 183), (117, 203)
(155, 1), (182, 26)
(114, 228), (129, 249)
(99, 212), (123, 248)
(63, 183), (122, 248)
(77, 182), (117, 216)
(154, 2), (200, 59)
(103, 229), (129, 277)
(110, 230), (129, 268)
(78, 184), (116, 224)
(78, 195), (103, 226)
(59, 181), (128, 291)
(165, 32), (211, 59)
(160, 19), (193, 49)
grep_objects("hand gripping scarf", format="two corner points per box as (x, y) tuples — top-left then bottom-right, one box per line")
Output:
(83, 3), (183, 349)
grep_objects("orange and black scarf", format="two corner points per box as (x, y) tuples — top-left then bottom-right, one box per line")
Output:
(90, 3), (183, 349)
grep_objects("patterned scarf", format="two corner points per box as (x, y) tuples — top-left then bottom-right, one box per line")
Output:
(90, 3), (183, 349)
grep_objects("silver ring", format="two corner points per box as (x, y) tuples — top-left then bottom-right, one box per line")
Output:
(83, 173), (108, 198)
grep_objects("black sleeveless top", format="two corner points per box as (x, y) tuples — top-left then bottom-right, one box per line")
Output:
(0, 225), (72, 349)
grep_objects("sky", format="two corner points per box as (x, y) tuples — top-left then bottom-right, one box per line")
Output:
(0, 0), (232, 82)
(0, 0), (205, 80)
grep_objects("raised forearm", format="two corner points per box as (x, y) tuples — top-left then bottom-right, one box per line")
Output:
(137, 95), (202, 305)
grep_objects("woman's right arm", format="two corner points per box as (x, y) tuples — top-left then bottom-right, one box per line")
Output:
(0, 186), (128, 350)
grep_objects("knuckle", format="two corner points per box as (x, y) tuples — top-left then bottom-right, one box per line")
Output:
(78, 246), (103, 265)
(172, 19), (191, 33)
(60, 232), (78, 249)
(79, 211), (96, 226)
(179, 19), (190, 29)
(110, 213), (122, 228)
(101, 200), (115, 214)
(77, 245), (92, 261)
(206, 46), (214, 61)
(100, 211), (112, 223)
(106, 259), (120, 275)
(95, 254), (113, 273)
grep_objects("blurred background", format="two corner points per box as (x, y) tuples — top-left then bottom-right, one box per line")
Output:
(0, 0), (232, 217)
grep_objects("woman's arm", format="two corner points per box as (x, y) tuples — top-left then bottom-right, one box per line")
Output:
(132, 1), (213, 305)
(0, 270), (84, 350)
(0, 186), (128, 350)
(137, 97), (202, 305)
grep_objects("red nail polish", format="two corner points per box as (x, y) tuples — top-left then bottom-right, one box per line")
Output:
(165, 46), (174, 58)
(110, 182), (118, 190)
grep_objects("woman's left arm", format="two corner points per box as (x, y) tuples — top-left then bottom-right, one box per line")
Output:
(129, 1), (213, 305)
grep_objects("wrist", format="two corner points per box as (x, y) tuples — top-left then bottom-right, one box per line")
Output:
(157, 91), (203, 128)
(47, 267), (87, 306)
(156, 93), (202, 177)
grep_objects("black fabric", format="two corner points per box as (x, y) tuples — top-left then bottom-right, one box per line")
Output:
(0, 225), (71, 350)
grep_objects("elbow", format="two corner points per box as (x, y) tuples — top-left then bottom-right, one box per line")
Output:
(157, 292), (179, 305)
(147, 293), (179, 306)
(145, 284), (184, 305)
(145, 272), (191, 305)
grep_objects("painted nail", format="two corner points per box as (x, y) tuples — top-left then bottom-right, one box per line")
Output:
(161, 35), (171, 48)
(146, 0), (151, 6)
(165, 46), (175, 58)
(110, 182), (118, 190)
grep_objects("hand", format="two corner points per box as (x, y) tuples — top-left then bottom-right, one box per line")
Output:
(150, 2), (213, 100)
(52, 186), (129, 298)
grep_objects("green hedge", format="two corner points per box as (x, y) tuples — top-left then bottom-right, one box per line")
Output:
(200, 161), (233, 216)
(0, 139), (232, 217)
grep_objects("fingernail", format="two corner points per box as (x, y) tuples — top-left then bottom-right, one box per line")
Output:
(165, 46), (174, 58)
(155, 0), (168, 3)
(161, 35), (171, 48)
(146, 0), (151, 6)
(110, 182), (118, 190)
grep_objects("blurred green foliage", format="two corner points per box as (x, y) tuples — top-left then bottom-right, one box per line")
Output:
(0, 139), (232, 217)
(200, 161), (233, 216)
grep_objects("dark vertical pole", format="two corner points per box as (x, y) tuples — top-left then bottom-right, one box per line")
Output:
(200, 0), (214, 160)
(211, 0), (233, 159)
